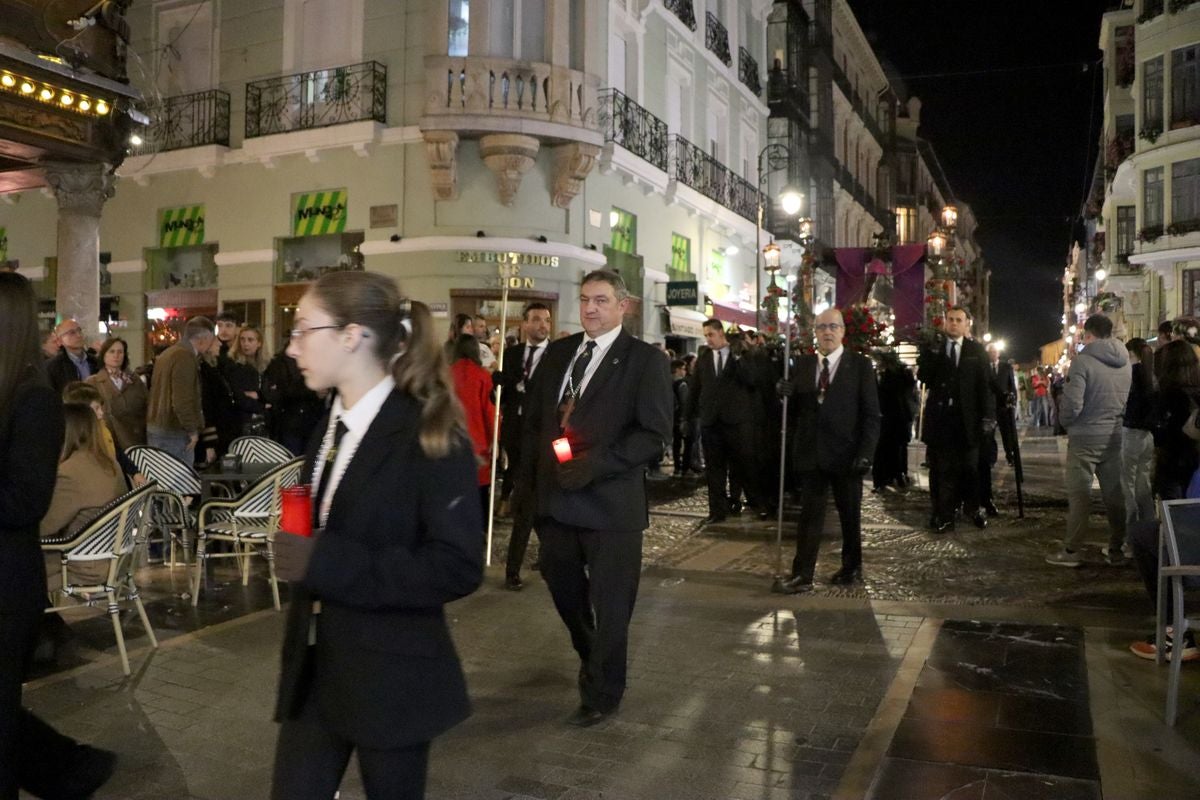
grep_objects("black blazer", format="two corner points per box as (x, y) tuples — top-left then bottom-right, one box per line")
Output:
(46, 348), (99, 395)
(496, 342), (547, 417)
(0, 377), (65, 621)
(987, 360), (1017, 408)
(787, 349), (881, 474)
(274, 389), (484, 749)
(918, 337), (997, 447)
(520, 330), (673, 532)
(690, 345), (760, 426)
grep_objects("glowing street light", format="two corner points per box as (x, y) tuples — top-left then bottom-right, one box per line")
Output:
(1095, 268), (1107, 282)
(779, 187), (804, 217)
(983, 332), (993, 343)
(941, 204), (958, 230)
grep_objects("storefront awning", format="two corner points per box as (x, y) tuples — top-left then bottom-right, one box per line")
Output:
(665, 307), (708, 338)
(709, 301), (757, 329)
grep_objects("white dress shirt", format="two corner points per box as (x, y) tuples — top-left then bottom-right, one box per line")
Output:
(946, 336), (964, 365)
(518, 340), (549, 390)
(558, 325), (622, 401)
(815, 345), (845, 388)
(312, 374), (395, 526)
(712, 346), (731, 375)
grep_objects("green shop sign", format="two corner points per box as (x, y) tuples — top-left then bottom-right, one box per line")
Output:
(158, 206), (205, 247)
(292, 189), (348, 236)
(0, 226), (7, 262)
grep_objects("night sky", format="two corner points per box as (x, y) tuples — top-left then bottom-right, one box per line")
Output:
(847, 0), (1111, 362)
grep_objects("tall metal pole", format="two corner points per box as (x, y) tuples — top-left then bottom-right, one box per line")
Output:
(485, 266), (511, 567)
(773, 264), (794, 579)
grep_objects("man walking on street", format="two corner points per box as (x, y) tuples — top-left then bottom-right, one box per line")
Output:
(918, 306), (996, 533)
(774, 307), (880, 593)
(978, 343), (1018, 516)
(519, 270), (672, 727)
(1047, 314), (1131, 567)
(46, 318), (99, 394)
(499, 302), (552, 590)
(147, 316), (214, 464)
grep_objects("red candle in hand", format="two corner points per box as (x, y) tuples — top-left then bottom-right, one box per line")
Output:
(552, 437), (573, 463)
(280, 485), (313, 537)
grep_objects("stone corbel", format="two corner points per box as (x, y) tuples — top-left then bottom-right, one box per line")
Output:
(551, 142), (600, 209)
(423, 131), (460, 201)
(480, 133), (539, 207)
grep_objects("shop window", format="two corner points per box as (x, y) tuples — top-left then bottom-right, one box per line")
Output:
(221, 300), (265, 329)
(1144, 57), (1164, 133)
(669, 233), (692, 278)
(277, 231), (365, 283)
(1172, 158), (1200, 225)
(1144, 167), (1164, 228)
(708, 248), (728, 300)
(145, 243), (218, 290)
(1172, 45), (1200, 128)
(609, 208), (637, 254)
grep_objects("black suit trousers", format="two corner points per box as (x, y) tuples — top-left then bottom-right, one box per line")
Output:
(702, 422), (760, 514)
(271, 685), (430, 800)
(536, 519), (642, 712)
(927, 423), (981, 521)
(792, 469), (863, 582)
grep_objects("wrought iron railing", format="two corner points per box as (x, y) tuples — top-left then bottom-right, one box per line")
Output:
(727, 172), (760, 222)
(130, 89), (230, 155)
(245, 61), (386, 138)
(600, 89), (669, 172)
(705, 12), (732, 67)
(664, 0), (697, 31)
(738, 47), (762, 97)
(671, 135), (730, 207)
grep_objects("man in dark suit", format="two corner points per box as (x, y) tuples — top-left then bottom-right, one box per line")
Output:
(919, 305), (997, 533)
(774, 307), (880, 593)
(520, 269), (672, 727)
(691, 319), (766, 523)
(978, 342), (1018, 516)
(497, 302), (552, 590)
(46, 318), (99, 393)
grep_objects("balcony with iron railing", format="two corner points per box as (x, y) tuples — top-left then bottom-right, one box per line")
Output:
(130, 89), (230, 156)
(727, 172), (760, 222)
(705, 12), (732, 68)
(245, 61), (386, 138)
(600, 89), (669, 172)
(738, 47), (762, 97)
(672, 135), (729, 207)
(664, 0), (697, 30)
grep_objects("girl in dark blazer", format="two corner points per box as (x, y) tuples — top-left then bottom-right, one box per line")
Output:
(269, 271), (483, 800)
(0, 272), (116, 799)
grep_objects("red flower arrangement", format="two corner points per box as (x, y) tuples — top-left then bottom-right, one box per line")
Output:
(841, 304), (886, 353)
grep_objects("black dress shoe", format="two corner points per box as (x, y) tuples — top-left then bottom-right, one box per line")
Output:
(566, 705), (611, 727)
(935, 520), (956, 534)
(983, 501), (999, 518)
(972, 510), (988, 529)
(503, 575), (523, 591)
(828, 567), (862, 585)
(757, 509), (771, 521)
(771, 575), (814, 594)
(702, 514), (727, 525)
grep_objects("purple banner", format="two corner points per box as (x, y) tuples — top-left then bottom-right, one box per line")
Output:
(832, 245), (927, 335)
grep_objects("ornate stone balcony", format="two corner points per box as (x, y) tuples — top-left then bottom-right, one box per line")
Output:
(420, 55), (603, 208)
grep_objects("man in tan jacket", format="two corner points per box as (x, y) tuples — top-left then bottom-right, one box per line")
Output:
(147, 316), (214, 463)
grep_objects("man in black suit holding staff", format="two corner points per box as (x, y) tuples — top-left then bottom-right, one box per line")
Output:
(519, 269), (673, 727)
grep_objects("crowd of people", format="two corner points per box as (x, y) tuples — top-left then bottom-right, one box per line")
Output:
(6, 257), (1200, 797)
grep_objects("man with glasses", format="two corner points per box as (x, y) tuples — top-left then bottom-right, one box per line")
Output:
(46, 318), (99, 394)
(147, 316), (214, 463)
(774, 307), (880, 593)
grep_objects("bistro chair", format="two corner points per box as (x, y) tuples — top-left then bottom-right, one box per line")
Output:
(1157, 499), (1200, 725)
(228, 435), (294, 466)
(125, 445), (207, 567)
(192, 457), (303, 611)
(41, 482), (159, 676)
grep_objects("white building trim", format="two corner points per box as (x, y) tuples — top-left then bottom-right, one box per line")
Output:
(107, 259), (146, 274)
(214, 249), (276, 266)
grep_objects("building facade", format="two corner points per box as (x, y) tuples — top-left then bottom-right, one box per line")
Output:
(1096, 0), (1200, 338)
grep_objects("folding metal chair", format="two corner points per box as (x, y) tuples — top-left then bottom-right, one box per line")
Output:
(228, 435), (294, 466)
(126, 445), (204, 567)
(1157, 498), (1200, 725)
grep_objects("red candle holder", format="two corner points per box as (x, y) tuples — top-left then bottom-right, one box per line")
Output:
(552, 437), (573, 463)
(280, 485), (313, 537)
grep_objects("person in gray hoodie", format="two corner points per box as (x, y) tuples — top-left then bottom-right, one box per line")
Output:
(1047, 314), (1132, 567)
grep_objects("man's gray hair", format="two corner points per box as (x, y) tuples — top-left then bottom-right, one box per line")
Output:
(581, 269), (629, 300)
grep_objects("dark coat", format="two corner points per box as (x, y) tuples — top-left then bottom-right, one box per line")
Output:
(987, 360), (1017, 408)
(46, 348), (99, 395)
(262, 352), (323, 448)
(690, 345), (761, 427)
(274, 389), (483, 749)
(520, 330), (673, 532)
(918, 337), (996, 448)
(787, 349), (881, 474)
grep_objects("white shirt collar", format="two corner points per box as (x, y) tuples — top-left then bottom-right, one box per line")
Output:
(584, 325), (622, 353)
(331, 374), (395, 437)
(818, 344), (844, 369)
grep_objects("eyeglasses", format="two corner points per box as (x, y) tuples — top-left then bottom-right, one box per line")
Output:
(59, 327), (83, 337)
(814, 323), (844, 332)
(288, 325), (343, 341)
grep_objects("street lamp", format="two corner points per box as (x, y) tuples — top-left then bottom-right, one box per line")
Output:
(779, 188), (804, 217)
(941, 204), (958, 230)
(755, 143), (800, 328)
(1095, 268), (1107, 282)
(927, 231), (946, 257)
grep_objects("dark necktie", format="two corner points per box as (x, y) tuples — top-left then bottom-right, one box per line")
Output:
(716, 349), (725, 376)
(523, 345), (536, 381)
(818, 357), (830, 396)
(949, 340), (958, 367)
(314, 418), (348, 526)
(569, 341), (596, 399)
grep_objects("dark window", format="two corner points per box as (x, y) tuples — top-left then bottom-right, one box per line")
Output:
(1144, 57), (1164, 130)
(1117, 206), (1136, 255)
(1172, 45), (1200, 127)
(1145, 167), (1165, 227)
(1185, 269), (1200, 317)
(1117, 114), (1135, 138)
(1173, 158), (1200, 223)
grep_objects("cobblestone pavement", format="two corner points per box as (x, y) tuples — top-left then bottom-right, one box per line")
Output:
(19, 427), (1200, 799)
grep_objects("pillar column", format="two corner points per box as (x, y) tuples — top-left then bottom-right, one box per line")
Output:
(44, 162), (115, 339)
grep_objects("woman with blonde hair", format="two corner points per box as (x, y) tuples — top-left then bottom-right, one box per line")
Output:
(224, 325), (268, 436)
(270, 270), (483, 799)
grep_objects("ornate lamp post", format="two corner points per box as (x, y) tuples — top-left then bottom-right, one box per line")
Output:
(924, 204), (958, 328)
(755, 143), (803, 328)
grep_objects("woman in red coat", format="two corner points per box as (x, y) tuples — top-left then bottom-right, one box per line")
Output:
(449, 334), (496, 522)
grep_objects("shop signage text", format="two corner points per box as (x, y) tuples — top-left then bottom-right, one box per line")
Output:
(158, 206), (205, 248)
(292, 189), (348, 236)
(458, 251), (559, 268)
(666, 280), (699, 306)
